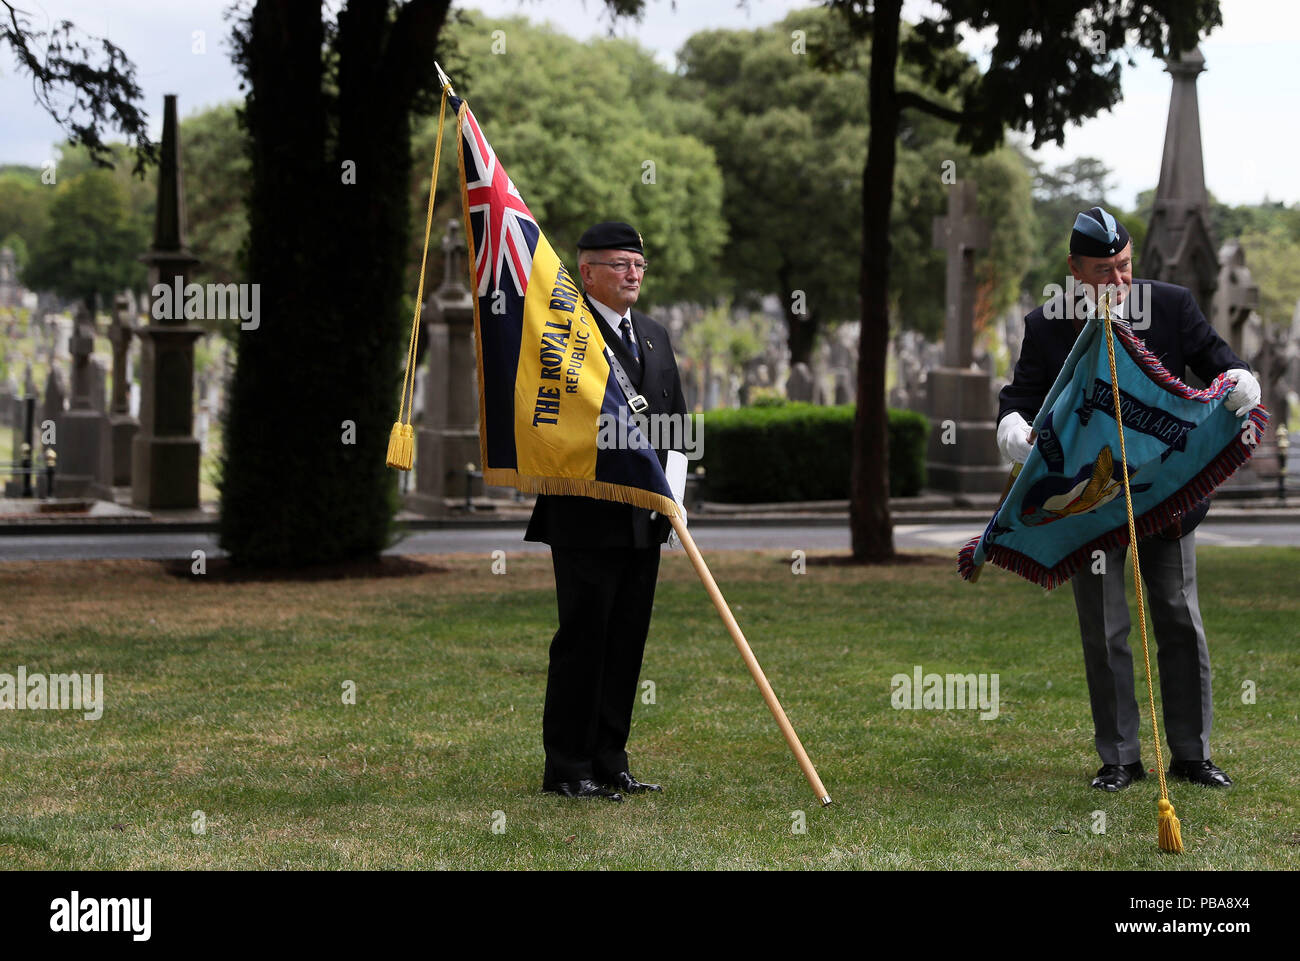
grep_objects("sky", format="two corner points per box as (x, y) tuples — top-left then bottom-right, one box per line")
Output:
(1, 0), (1297, 208)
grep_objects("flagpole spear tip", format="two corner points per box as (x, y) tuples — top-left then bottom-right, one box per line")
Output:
(434, 60), (455, 95)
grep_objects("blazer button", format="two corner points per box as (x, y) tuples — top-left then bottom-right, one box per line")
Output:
(662, 388), (669, 398)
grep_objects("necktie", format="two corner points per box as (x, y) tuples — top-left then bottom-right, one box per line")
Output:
(620, 316), (640, 363)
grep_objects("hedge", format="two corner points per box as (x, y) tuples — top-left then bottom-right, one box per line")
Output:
(693, 403), (929, 502)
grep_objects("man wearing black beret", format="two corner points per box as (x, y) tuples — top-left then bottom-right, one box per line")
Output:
(997, 206), (1261, 792)
(525, 221), (688, 802)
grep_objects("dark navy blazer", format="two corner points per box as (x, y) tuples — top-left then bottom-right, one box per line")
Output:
(998, 279), (1243, 425)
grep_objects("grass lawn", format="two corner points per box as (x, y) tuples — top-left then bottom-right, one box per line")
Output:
(0, 545), (1296, 870)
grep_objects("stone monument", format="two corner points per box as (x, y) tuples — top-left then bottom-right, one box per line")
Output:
(0, 247), (20, 308)
(786, 362), (814, 402)
(133, 94), (204, 509)
(52, 303), (113, 499)
(406, 219), (481, 515)
(1211, 239), (1258, 360)
(925, 180), (1004, 494)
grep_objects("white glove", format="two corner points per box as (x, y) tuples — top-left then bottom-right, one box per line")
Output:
(997, 411), (1033, 464)
(1222, 368), (1260, 416)
(666, 506), (687, 550)
(664, 450), (688, 549)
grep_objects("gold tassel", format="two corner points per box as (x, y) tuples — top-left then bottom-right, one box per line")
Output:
(1157, 798), (1184, 854)
(388, 84), (448, 473)
(386, 422), (414, 470)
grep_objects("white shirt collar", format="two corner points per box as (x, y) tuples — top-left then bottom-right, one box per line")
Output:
(586, 295), (631, 336)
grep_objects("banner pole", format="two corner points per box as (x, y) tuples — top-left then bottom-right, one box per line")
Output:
(669, 514), (832, 806)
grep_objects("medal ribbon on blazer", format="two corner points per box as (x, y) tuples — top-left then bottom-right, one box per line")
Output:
(958, 314), (1269, 590)
(446, 91), (679, 516)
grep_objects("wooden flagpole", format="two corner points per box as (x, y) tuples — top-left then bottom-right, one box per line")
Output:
(669, 514), (832, 805)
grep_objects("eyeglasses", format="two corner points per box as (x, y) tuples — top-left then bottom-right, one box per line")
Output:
(590, 259), (649, 274)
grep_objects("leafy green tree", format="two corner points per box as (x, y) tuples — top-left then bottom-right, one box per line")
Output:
(678, 300), (768, 407)
(825, 0), (1223, 561)
(418, 15), (726, 306)
(677, 11), (864, 365)
(180, 104), (252, 289)
(1237, 226), (1300, 326)
(1023, 156), (1112, 301)
(678, 8), (1031, 361)
(1133, 190), (1298, 324)
(0, 172), (52, 260)
(21, 170), (147, 311)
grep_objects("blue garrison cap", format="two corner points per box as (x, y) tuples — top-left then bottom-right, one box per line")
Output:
(1070, 206), (1130, 258)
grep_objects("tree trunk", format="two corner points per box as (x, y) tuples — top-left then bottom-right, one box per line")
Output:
(849, 0), (900, 561)
(785, 308), (818, 368)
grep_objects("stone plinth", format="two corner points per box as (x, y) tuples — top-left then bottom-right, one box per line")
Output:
(131, 326), (203, 508)
(925, 367), (1006, 494)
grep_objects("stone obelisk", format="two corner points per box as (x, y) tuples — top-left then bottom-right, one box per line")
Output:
(1143, 47), (1218, 321)
(133, 94), (204, 509)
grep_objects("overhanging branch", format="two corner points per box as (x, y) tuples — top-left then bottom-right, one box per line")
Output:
(897, 90), (964, 125)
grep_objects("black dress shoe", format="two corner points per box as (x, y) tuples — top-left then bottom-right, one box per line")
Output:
(1168, 759), (1233, 787)
(1090, 761), (1146, 791)
(606, 771), (662, 794)
(542, 778), (623, 802)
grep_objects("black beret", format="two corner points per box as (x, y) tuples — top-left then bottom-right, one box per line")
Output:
(577, 221), (643, 253)
(1070, 206), (1130, 258)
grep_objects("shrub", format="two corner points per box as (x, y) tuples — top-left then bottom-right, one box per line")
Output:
(694, 402), (928, 502)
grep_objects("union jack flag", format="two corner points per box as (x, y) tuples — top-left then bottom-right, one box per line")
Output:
(455, 98), (539, 298)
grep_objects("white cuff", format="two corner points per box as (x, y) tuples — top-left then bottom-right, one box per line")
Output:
(665, 450), (688, 506)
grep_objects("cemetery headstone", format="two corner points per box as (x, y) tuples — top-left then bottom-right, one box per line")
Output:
(786, 362), (814, 402)
(52, 303), (113, 500)
(925, 180), (1004, 494)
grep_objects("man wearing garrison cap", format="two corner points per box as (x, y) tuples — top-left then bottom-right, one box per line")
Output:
(998, 206), (1261, 792)
(525, 221), (688, 802)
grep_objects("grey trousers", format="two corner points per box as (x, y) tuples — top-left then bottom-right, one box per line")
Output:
(1070, 532), (1214, 765)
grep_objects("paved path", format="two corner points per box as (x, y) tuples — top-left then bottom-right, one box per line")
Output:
(2, 522), (1296, 563)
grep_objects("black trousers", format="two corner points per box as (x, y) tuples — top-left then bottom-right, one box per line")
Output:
(542, 545), (661, 784)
